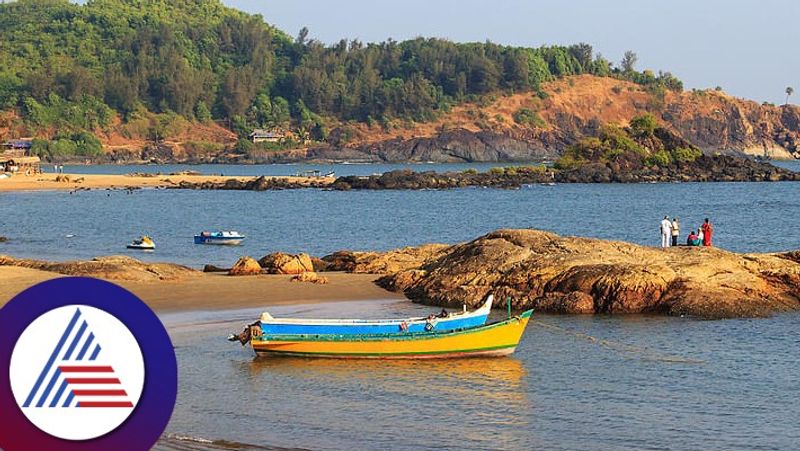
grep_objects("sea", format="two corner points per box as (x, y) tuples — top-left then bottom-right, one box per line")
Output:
(1, 161), (799, 450)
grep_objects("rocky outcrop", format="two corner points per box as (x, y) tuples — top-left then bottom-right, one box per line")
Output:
(0, 255), (196, 281)
(228, 256), (262, 276)
(663, 99), (800, 159)
(321, 245), (450, 274)
(258, 252), (314, 274)
(330, 156), (798, 191)
(372, 229), (800, 318)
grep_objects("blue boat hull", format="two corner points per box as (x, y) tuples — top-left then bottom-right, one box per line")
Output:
(194, 236), (244, 245)
(260, 313), (489, 335)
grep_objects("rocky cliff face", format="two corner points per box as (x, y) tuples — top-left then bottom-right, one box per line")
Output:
(273, 76), (800, 163)
(360, 229), (800, 318)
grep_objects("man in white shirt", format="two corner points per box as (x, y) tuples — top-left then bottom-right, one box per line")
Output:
(660, 216), (672, 248)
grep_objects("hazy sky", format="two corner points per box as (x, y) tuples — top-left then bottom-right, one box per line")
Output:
(226, 0), (798, 104)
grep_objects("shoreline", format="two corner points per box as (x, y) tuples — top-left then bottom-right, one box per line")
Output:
(0, 172), (333, 192)
(0, 266), (403, 312)
(1, 154), (798, 193)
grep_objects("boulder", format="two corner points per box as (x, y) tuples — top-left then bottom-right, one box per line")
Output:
(322, 244), (449, 274)
(228, 256), (262, 276)
(203, 264), (229, 273)
(0, 236), (7, 243)
(290, 272), (329, 284)
(258, 252), (314, 274)
(310, 256), (330, 272)
(321, 251), (357, 272)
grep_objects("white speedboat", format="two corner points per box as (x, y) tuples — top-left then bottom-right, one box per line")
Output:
(194, 230), (245, 245)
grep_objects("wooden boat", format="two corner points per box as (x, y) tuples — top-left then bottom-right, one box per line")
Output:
(241, 310), (532, 359)
(126, 235), (155, 250)
(193, 230), (245, 245)
(258, 295), (493, 335)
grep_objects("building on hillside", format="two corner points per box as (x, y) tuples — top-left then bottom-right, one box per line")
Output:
(2, 138), (33, 155)
(249, 129), (287, 144)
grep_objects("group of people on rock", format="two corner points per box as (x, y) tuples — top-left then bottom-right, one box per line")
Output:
(659, 216), (713, 248)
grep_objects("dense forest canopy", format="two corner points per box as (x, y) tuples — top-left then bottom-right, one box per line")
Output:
(0, 0), (683, 145)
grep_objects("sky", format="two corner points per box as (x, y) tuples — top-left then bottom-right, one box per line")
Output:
(226, 0), (799, 105)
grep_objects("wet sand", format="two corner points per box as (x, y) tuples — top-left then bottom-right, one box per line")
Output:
(0, 172), (331, 192)
(0, 266), (403, 312)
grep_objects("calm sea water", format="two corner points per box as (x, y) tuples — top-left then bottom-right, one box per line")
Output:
(1, 163), (799, 450)
(1, 162), (799, 267)
(156, 300), (800, 450)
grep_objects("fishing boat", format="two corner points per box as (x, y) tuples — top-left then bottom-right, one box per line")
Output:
(126, 235), (155, 250)
(193, 230), (245, 245)
(257, 295), (494, 335)
(235, 310), (532, 359)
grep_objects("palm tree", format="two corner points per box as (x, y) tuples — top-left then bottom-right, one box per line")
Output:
(786, 86), (794, 105)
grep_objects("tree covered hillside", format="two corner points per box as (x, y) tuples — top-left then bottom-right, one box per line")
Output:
(0, 0), (683, 155)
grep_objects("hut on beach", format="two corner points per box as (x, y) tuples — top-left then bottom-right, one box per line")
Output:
(0, 155), (41, 175)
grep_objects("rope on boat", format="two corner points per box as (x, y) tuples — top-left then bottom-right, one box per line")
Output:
(531, 320), (705, 364)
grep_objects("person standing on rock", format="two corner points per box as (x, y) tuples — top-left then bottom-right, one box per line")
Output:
(660, 216), (673, 248)
(671, 217), (680, 247)
(701, 218), (714, 247)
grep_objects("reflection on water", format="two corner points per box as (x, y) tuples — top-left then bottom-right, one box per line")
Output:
(158, 301), (800, 450)
(247, 356), (528, 407)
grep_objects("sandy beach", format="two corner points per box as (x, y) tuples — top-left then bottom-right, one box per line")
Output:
(0, 266), (403, 312)
(0, 172), (331, 192)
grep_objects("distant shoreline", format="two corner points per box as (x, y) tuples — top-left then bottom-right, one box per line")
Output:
(0, 172), (333, 192)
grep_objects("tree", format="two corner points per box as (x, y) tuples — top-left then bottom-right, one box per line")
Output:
(568, 43), (593, 72)
(629, 113), (658, 137)
(786, 86), (794, 105)
(621, 50), (638, 73)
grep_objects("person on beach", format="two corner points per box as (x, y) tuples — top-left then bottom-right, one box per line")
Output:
(660, 216), (672, 248)
(687, 230), (701, 246)
(671, 217), (680, 247)
(701, 218), (714, 247)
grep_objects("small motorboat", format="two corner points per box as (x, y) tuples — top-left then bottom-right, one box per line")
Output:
(232, 309), (533, 359)
(194, 230), (245, 245)
(127, 235), (155, 250)
(254, 295), (494, 336)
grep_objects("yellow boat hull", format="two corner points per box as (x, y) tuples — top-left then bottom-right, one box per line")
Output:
(251, 311), (532, 359)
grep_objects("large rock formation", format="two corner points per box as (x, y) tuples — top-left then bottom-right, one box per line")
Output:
(0, 255), (196, 281)
(373, 230), (800, 318)
(258, 252), (315, 274)
(228, 256), (262, 276)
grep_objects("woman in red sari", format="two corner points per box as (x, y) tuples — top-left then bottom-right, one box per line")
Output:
(701, 218), (713, 247)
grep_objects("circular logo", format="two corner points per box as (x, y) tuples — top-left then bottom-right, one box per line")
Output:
(0, 278), (177, 451)
(9, 305), (146, 440)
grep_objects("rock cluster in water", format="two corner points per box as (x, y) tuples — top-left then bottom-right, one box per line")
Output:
(172, 176), (329, 191)
(170, 155), (798, 192)
(333, 155), (799, 190)
(319, 229), (800, 319)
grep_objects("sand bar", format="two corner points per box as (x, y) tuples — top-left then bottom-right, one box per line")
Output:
(0, 172), (330, 192)
(0, 266), (403, 312)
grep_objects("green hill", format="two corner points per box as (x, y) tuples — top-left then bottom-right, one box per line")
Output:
(0, 0), (682, 156)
